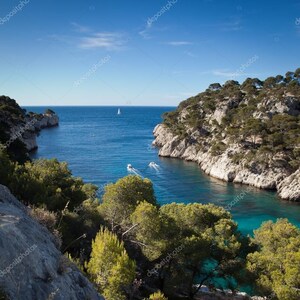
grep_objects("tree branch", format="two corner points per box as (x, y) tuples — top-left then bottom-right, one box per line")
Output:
(122, 223), (139, 238)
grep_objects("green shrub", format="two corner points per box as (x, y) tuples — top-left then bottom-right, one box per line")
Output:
(231, 152), (244, 164)
(210, 141), (227, 156)
(86, 227), (136, 300)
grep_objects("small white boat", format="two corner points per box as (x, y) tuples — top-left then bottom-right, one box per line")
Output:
(127, 164), (133, 171)
(117, 108), (121, 115)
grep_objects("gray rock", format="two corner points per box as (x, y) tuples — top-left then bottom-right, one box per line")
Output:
(34, 114), (59, 130)
(19, 113), (59, 151)
(258, 97), (300, 117)
(0, 185), (104, 300)
(277, 169), (300, 201)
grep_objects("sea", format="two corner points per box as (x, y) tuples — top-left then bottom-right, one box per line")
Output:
(25, 106), (300, 235)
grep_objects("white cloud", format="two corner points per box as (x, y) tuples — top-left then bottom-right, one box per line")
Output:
(139, 29), (151, 39)
(166, 41), (193, 46)
(79, 32), (126, 50)
(71, 22), (91, 33)
(139, 18), (153, 39)
(48, 26), (128, 51)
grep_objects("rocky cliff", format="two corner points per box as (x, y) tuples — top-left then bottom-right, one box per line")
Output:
(0, 96), (59, 153)
(153, 70), (300, 201)
(0, 184), (104, 300)
(20, 112), (59, 151)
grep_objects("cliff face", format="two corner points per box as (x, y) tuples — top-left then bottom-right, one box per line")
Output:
(20, 113), (59, 151)
(0, 96), (59, 152)
(0, 184), (103, 300)
(153, 72), (300, 201)
(153, 124), (299, 201)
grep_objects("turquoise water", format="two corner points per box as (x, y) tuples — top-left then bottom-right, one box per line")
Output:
(26, 106), (300, 235)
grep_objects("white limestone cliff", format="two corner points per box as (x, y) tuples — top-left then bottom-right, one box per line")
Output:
(153, 124), (300, 201)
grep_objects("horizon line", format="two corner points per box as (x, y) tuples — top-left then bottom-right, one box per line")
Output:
(22, 105), (177, 107)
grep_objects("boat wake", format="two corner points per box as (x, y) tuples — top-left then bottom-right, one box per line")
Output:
(127, 164), (142, 177)
(149, 162), (160, 172)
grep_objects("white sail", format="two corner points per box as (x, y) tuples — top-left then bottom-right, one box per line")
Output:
(117, 108), (121, 115)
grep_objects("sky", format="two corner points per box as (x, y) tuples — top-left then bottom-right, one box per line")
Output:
(0, 0), (299, 106)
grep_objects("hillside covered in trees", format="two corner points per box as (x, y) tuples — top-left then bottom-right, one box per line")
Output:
(153, 69), (300, 201)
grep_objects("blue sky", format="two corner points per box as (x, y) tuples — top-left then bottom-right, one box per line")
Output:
(0, 0), (299, 106)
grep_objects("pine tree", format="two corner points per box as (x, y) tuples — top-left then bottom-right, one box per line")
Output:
(87, 227), (136, 300)
(148, 290), (168, 300)
(247, 219), (300, 300)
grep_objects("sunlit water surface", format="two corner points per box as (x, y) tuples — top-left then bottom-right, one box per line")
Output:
(26, 106), (300, 235)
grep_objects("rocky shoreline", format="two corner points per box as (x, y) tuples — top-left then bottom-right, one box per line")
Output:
(11, 111), (59, 152)
(153, 124), (300, 201)
(0, 96), (59, 153)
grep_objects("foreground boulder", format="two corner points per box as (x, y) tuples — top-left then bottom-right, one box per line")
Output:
(0, 185), (103, 300)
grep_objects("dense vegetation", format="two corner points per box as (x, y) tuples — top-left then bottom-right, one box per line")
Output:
(1, 142), (300, 299)
(163, 69), (300, 171)
(1, 95), (300, 299)
(247, 219), (300, 300)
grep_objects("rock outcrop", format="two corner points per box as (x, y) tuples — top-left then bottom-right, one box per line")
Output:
(0, 95), (59, 152)
(20, 112), (59, 151)
(152, 71), (300, 201)
(277, 169), (300, 201)
(0, 184), (104, 300)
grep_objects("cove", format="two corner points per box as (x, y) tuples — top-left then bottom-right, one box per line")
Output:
(26, 106), (300, 235)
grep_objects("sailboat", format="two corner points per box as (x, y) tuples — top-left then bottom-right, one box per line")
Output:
(117, 108), (121, 115)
